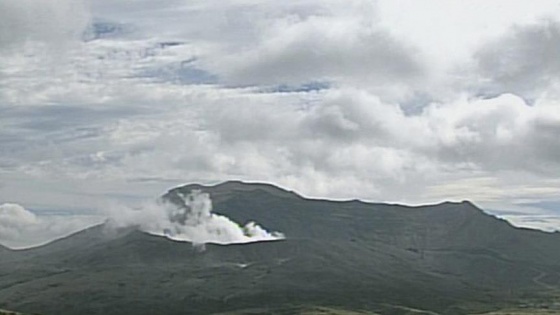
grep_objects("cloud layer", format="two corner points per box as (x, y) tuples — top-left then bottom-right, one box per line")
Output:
(1, 0), (560, 246)
(0, 0), (89, 50)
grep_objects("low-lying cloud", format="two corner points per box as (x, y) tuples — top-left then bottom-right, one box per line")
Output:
(0, 203), (101, 249)
(0, 203), (38, 241)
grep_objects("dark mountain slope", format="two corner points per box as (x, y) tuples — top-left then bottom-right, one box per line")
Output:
(0, 245), (10, 255)
(166, 182), (560, 264)
(0, 230), (471, 315)
(13, 223), (136, 259)
(1, 181), (560, 315)
(166, 182), (560, 303)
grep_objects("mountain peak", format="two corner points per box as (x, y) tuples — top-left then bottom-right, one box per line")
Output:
(164, 180), (301, 203)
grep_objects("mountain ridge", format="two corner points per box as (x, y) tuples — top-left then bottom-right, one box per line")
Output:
(1, 181), (560, 315)
(167, 180), (484, 210)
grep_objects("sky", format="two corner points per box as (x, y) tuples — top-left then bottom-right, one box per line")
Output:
(1, 0), (560, 248)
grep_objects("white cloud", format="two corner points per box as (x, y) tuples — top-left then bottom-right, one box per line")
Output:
(474, 20), (560, 100)
(377, 0), (560, 66)
(0, 203), (102, 249)
(205, 11), (424, 100)
(420, 94), (560, 174)
(0, 0), (89, 50)
(6, 87), (557, 205)
(0, 203), (38, 240)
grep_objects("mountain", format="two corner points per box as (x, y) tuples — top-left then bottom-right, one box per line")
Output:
(0, 310), (30, 315)
(1, 181), (560, 315)
(0, 245), (18, 262)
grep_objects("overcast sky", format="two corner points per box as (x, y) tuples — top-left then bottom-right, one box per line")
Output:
(1, 0), (560, 248)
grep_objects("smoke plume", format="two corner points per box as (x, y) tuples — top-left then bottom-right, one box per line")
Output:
(107, 190), (284, 245)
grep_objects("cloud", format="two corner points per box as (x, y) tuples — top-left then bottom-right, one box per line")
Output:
(208, 13), (424, 96)
(1, 0), (560, 239)
(420, 94), (560, 174)
(474, 20), (560, 100)
(3, 84), (559, 206)
(498, 214), (560, 232)
(0, 203), (102, 249)
(0, 0), (89, 51)
(86, 0), (427, 100)
(0, 203), (38, 240)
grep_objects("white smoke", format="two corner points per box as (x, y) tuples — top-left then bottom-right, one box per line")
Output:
(107, 190), (284, 245)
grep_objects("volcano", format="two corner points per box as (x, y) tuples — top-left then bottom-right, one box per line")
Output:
(1, 181), (560, 315)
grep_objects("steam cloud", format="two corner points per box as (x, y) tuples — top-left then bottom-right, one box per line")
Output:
(108, 190), (284, 245)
